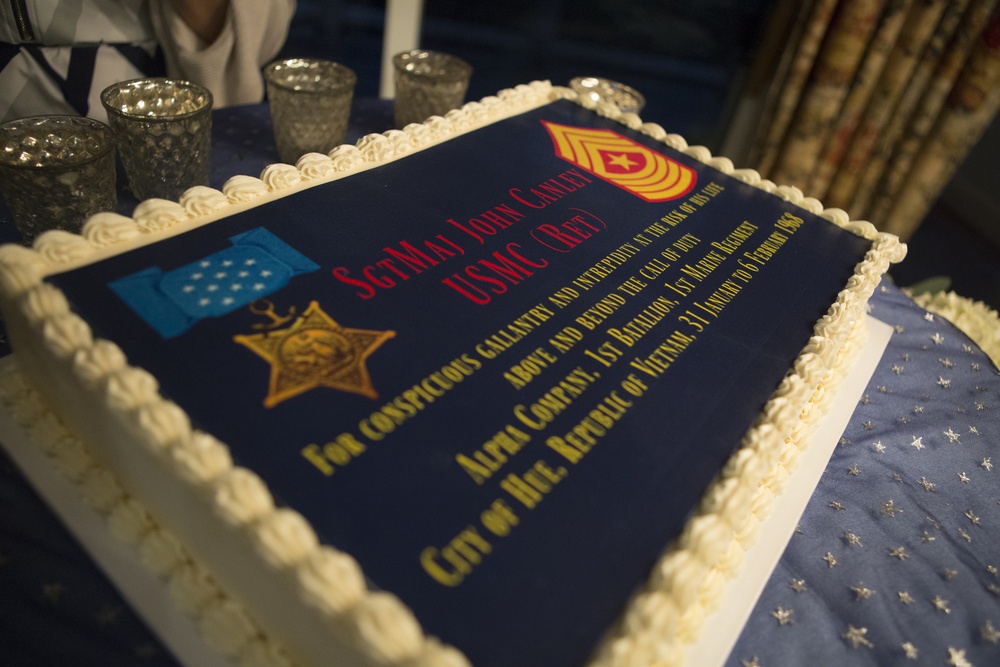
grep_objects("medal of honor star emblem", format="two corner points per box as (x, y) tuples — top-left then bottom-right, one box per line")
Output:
(235, 301), (395, 407)
(280, 328), (357, 380)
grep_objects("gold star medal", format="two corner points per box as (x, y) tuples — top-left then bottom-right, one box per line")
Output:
(235, 301), (395, 407)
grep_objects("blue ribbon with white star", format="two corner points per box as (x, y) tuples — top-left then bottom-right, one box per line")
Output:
(109, 228), (320, 338)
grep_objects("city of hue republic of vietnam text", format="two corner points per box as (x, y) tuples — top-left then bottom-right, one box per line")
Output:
(305, 167), (805, 586)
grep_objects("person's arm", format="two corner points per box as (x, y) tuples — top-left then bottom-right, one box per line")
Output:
(168, 0), (230, 45)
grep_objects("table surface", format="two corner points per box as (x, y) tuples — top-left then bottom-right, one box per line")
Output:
(0, 98), (395, 245)
(0, 102), (998, 666)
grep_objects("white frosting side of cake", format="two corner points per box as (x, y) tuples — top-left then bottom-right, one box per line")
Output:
(0, 81), (907, 667)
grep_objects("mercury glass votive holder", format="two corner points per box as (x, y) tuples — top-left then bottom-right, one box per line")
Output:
(101, 78), (212, 201)
(265, 58), (357, 164)
(0, 115), (117, 244)
(393, 50), (472, 129)
(569, 77), (646, 115)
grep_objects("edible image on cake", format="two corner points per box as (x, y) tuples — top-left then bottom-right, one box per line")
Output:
(234, 300), (395, 407)
(10, 92), (902, 667)
(543, 121), (697, 202)
(108, 227), (320, 338)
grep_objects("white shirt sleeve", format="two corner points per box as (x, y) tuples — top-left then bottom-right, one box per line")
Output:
(149, 0), (296, 107)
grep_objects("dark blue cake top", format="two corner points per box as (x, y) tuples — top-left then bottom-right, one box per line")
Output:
(52, 99), (871, 667)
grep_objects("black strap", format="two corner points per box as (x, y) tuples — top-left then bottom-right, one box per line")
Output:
(17, 43), (165, 117)
(0, 42), (20, 72)
(111, 43), (166, 79)
(23, 44), (95, 116)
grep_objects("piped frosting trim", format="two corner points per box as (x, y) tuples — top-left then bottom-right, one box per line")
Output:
(0, 80), (906, 667)
(20, 81), (557, 278)
(910, 291), (1000, 367)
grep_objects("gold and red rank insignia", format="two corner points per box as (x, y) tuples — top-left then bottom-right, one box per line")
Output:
(543, 121), (696, 202)
(235, 301), (395, 408)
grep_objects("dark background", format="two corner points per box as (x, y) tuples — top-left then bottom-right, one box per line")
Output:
(279, 0), (1000, 312)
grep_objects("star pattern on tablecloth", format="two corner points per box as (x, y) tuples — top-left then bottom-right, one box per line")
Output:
(771, 607), (794, 625)
(94, 604), (122, 628)
(851, 583), (875, 601)
(982, 620), (1000, 644)
(42, 581), (65, 605)
(932, 596), (952, 614)
(946, 647), (973, 667)
(842, 625), (874, 649)
(727, 283), (1000, 667)
(880, 500), (902, 518)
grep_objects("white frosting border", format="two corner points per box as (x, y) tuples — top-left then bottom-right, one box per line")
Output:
(910, 291), (1000, 368)
(0, 81), (907, 667)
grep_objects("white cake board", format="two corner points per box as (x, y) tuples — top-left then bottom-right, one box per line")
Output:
(687, 315), (893, 667)
(0, 317), (892, 667)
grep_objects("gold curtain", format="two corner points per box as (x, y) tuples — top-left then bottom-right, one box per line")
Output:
(746, 0), (1000, 241)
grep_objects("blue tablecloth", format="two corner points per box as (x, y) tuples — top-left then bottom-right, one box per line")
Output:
(725, 284), (1000, 666)
(0, 103), (997, 666)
